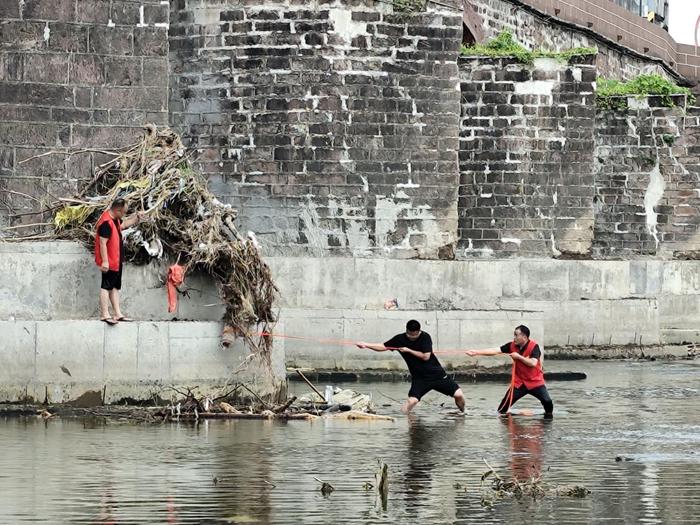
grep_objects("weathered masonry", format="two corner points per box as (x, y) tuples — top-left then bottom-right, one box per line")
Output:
(2, 0), (700, 261)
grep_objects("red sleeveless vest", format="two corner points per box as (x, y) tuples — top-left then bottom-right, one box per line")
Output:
(509, 339), (545, 389)
(95, 210), (121, 271)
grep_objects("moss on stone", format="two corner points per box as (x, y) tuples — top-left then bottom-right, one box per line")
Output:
(460, 31), (597, 65)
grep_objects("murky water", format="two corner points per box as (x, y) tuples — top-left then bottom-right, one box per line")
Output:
(1, 360), (699, 524)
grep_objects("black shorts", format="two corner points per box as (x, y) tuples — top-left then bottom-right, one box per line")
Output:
(101, 270), (122, 291)
(409, 375), (460, 400)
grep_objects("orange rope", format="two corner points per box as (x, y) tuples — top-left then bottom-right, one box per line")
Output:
(253, 330), (481, 355)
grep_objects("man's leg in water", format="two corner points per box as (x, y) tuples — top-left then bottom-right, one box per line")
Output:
(404, 380), (430, 414)
(497, 385), (528, 414)
(528, 385), (554, 416)
(432, 376), (465, 412)
(402, 397), (420, 414)
(453, 388), (466, 412)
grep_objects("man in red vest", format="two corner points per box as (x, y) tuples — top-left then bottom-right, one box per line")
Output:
(95, 198), (143, 325)
(466, 325), (553, 417)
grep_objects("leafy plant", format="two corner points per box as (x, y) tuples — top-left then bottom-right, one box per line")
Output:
(596, 74), (694, 110)
(460, 31), (596, 65)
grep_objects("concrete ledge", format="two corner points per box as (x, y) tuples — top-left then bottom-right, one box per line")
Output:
(0, 320), (285, 404)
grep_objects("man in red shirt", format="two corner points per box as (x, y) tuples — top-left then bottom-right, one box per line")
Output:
(95, 198), (143, 325)
(467, 325), (553, 416)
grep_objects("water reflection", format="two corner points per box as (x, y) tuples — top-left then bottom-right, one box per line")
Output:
(500, 416), (548, 481)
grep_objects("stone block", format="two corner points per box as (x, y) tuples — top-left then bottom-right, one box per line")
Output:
(70, 54), (106, 85)
(104, 321), (138, 381)
(76, 0), (111, 24)
(35, 321), (104, 382)
(134, 27), (168, 56)
(22, 52), (70, 83)
(568, 260), (629, 300)
(137, 322), (170, 381)
(169, 322), (230, 381)
(520, 261), (569, 301)
(0, 251), (51, 319)
(0, 321), (36, 384)
(22, 0), (75, 22)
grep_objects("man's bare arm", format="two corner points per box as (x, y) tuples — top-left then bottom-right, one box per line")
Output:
(356, 342), (391, 352)
(99, 237), (109, 272)
(400, 347), (431, 361)
(465, 348), (503, 357)
(511, 353), (538, 367)
(121, 212), (145, 229)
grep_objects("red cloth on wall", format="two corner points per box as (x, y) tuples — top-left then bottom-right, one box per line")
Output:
(167, 264), (185, 313)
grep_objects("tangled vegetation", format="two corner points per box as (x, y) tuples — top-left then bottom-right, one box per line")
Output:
(477, 459), (590, 507)
(596, 74), (695, 110)
(461, 31), (596, 64)
(8, 125), (278, 366)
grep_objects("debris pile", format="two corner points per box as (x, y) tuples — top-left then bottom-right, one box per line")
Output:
(5, 125), (277, 364)
(478, 459), (590, 507)
(157, 386), (392, 422)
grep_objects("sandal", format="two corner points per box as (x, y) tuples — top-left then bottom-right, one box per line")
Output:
(101, 318), (118, 326)
(116, 316), (134, 322)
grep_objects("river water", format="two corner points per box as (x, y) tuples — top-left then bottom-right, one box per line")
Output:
(1, 360), (699, 524)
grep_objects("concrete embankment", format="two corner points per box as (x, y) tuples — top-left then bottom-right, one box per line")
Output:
(2, 242), (699, 403)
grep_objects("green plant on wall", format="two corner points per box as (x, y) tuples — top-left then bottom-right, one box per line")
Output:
(596, 74), (695, 110)
(460, 31), (596, 64)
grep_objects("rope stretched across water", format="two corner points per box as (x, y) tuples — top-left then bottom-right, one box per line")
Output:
(251, 330), (478, 356)
(250, 330), (522, 404)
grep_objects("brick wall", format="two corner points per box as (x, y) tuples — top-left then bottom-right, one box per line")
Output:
(2, 0), (700, 261)
(504, 0), (700, 83)
(458, 55), (597, 257)
(0, 0), (169, 226)
(594, 97), (700, 257)
(169, 0), (462, 258)
(468, 0), (677, 82)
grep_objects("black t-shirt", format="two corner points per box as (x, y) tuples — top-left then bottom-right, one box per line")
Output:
(384, 332), (446, 381)
(97, 217), (124, 267)
(500, 341), (541, 360)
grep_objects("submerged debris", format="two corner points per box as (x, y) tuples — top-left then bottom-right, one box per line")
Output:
(314, 477), (335, 496)
(375, 460), (389, 505)
(478, 459), (589, 507)
(5, 125), (277, 365)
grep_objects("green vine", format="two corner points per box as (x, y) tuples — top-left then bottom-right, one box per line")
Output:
(596, 74), (694, 110)
(460, 31), (596, 65)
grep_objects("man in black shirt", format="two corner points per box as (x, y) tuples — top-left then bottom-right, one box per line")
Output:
(357, 320), (466, 414)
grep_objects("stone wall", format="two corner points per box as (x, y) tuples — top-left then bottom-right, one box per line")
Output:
(1, 0), (700, 262)
(169, 0), (462, 258)
(1, 243), (697, 371)
(458, 55), (596, 257)
(0, 319), (286, 403)
(467, 0), (679, 83)
(594, 97), (700, 258)
(0, 0), (170, 225)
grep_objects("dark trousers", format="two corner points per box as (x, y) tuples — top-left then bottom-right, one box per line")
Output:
(498, 384), (553, 415)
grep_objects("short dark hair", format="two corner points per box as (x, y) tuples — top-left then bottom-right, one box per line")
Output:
(111, 198), (126, 209)
(406, 320), (421, 332)
(515, 325), (530, 337)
